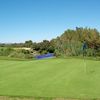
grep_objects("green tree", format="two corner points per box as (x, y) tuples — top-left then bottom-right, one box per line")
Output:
(25, 40), (33, 48)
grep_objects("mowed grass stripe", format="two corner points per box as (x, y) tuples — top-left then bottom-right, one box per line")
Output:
(0, 58), (100, 99)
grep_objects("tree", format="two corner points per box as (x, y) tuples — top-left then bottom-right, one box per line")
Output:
(52, 27), (100, 57)
(25, 40), (33, 48)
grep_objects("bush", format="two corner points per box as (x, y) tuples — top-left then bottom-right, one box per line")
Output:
(48, 46), (55, 53)
(54, 50), (61, 57)
(0, 47), (14, 56)
(25, 54), (33, 59)
(40, 50), (48, 54)
(21, 49), (30, 54)
(8, 50), (33, 59)
(8, 52), (25, 58)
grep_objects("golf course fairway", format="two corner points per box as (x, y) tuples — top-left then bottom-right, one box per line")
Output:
(0, 58), (100, 99)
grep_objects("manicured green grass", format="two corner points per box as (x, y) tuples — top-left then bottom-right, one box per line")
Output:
(0, 58), (100, 99)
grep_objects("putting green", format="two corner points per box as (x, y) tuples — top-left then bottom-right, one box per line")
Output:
(0, 58), (100, 99)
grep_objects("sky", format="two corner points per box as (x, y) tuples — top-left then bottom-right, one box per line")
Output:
(0, 0), (100, 43)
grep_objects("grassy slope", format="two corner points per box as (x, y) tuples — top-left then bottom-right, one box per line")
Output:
(0, 58), (100, 99)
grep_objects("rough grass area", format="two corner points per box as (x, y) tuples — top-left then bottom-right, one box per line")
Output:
(0, 56), (34, 61)
(0, 96), (99, 100)
(0, 58), (100, 99)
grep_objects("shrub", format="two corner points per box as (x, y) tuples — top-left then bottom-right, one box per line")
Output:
(8, 52), (25, 59)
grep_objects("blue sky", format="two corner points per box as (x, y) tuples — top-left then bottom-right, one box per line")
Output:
(0, 0), (100, 43)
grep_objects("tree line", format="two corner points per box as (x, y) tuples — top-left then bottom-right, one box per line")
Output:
(52, 27), (100, 57)
(0, 27), (100, 58)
